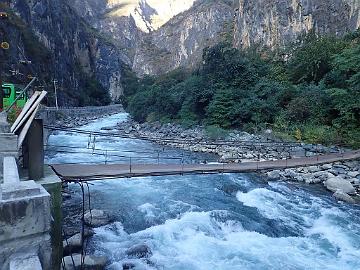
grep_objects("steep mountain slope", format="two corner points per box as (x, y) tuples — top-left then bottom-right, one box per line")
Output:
(72, 0), (360, 77)
(71, 0), (198, 33)
(69, 0), (198, 61)
(132, 0), (234, 75)
(3, 0), (126, 104)
(233, 0), (360, 48)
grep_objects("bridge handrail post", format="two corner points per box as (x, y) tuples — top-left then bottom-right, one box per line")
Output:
(129, 157), (132, 173)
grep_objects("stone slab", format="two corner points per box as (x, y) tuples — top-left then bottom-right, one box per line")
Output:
(1, 180), (41, 200)
(3, 156), (20, 184)
(0, 133), (18, 152)
(0, 184), (50, 243)
(10, 254), (42, 270)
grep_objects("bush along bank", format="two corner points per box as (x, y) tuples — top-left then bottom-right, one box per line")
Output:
(122, 31), (360, 149)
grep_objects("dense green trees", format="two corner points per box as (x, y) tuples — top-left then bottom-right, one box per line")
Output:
(123, 31), (360, 147)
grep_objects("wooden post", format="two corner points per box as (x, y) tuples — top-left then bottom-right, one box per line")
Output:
(26, 119), (44, 180)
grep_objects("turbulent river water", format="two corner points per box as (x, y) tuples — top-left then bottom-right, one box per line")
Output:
(46, 113), (360, 270)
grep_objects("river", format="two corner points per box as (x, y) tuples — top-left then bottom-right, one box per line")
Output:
(46, 113), (360, 270)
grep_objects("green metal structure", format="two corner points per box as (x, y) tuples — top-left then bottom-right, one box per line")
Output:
(1, 83), (28, 110)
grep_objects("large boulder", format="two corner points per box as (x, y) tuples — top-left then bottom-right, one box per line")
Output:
(313, 171), (334, 182)
(321, 164), (333, 170)
(62, 254), (107, 270)
(84, 210), (111, 227)
(267, 170), (281, 179)
(324, 177), (356, 194)
(347, 171), (359, 178)
(125, 244), (152, 259)
(307, 166), (320, 173)
(63, 229), (95, 256)
(122, 262), (136, 269)
(333, 191), (355, 204)
(303, 175), (322, 184)
(283, 169), (298, 179)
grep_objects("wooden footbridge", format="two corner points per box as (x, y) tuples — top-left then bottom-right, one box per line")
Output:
(51, 149), (360, 182)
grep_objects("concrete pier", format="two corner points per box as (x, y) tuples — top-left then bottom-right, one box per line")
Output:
(0, 133), (18, 175)
(0, 156), (52, 270)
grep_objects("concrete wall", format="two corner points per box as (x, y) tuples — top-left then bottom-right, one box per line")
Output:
(0, 157), (52, 270)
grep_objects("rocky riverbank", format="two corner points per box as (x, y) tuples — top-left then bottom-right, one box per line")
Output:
(114, 119), (345, 161)
(114, 119), (360, 203)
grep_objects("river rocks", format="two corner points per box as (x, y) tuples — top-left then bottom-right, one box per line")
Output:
(324, 177), (356, 194)
(283, 169), (298, 179)
(313, 171), (334, 182)
(125, 244), (152, 259)
(347, 171), (359, 178)
(116, 117), (347, 163)
(101, 126), (114, 131)
(122, 262), (136, 269)
(84, 209), (111, 227)
(307, 166), (321, 173)
(321, 164), (333, 170)
(333, 191), (356, 204)
(62, 254), (107, 270)
(304, 175), (322, 184)
(219, 184), (241, 195)
(63, 229), (95, 256)
(267, 170), (281, 179)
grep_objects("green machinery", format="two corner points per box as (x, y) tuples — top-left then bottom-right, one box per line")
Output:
(1, 83), (28, 110)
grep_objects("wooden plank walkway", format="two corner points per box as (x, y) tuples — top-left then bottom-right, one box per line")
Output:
(51, 150), (360, 182)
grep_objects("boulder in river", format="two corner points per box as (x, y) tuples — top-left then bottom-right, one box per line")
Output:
(126, 244), (152, 259)
(267, 170), (281, 179)
(324, 177), (356, 194)
(333, 191), (355, 204)
(122, 262), (136, 269)
(63, 229), (95, 256)
(347, 171), (359, 178)
(62, 254), (107, 270)
(84, 209), (111, 227)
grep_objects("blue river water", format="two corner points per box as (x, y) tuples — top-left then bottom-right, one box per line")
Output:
(46, 113), (360, 270)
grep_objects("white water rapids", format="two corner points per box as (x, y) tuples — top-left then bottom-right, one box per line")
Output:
(46, 113), (360, 270)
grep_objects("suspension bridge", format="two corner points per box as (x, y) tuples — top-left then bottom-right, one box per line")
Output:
(45, 125), (360, 182)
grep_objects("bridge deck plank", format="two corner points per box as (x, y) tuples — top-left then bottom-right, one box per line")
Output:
(50, 150), (360, 182)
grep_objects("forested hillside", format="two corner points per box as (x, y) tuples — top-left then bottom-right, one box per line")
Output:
(123, 31), (360, 147)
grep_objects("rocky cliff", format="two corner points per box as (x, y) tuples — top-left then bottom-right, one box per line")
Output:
(2, 0), (126, 105)
(233, 0), (360, 48)
(132, 0), (234, 75)
(135, 0), (360, 75)
(71, 0), (360, 77)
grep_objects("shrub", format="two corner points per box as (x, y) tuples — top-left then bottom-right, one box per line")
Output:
(205, 125), (228, 140)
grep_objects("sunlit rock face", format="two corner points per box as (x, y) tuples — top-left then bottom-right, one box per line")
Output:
(70, 0), (198, 46)
(106, 0), (198, 32)
(233, 0), (360, 48)
(132, 0), (234, 75)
